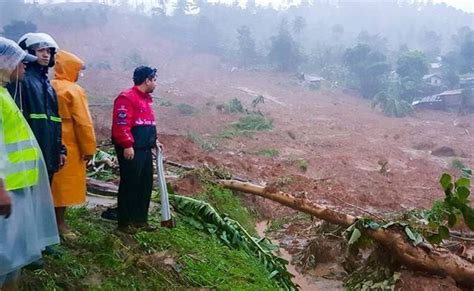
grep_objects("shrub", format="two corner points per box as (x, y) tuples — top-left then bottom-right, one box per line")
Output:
(256, 149), (279, 157)
(227, 98), (244, 113)
(372, 92), (414, 118)
(177, 103), (198, 115)
(189, 132), (217, 151)
(232, 114), (273, 131)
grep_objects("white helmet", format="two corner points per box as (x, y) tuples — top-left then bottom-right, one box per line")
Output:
(18, 32), (59, 51)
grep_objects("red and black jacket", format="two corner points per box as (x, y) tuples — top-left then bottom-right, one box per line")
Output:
(112, 86), (157, 149)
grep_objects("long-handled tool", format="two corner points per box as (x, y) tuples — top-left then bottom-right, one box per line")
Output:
(156, 147), (176, 228)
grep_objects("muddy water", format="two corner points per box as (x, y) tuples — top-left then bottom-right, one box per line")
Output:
(256, 221), (344, 291)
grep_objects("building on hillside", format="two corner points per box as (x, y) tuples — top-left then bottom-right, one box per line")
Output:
(296, 73), (325, 89)
(429, 62), (442, 73)
(422, 73), (443, 86)
(437, 89), (463, 108)
(412, 95), (444, 110)
(460, 74), (474, 88)
(412, 89), (464, 111)
(296, 73), (324, 83)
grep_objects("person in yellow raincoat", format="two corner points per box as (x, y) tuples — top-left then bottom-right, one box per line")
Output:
(51, 50), (96, 236)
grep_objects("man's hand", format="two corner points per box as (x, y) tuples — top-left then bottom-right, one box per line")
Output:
(124, 147), (135, 160)
(83, 155), (94, 161)
(60, 154), (67, 168)
(0, 179), (12, 219)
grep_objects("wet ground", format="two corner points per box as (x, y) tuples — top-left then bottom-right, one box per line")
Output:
(256, 220), (344, 290)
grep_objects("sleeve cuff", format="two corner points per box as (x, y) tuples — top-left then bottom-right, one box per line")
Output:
(120, 140), (134, 148)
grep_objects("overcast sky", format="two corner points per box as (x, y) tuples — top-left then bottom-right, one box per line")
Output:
(433, 0), (473, 12)
(33, 0), (474, 13)
(247, 0), (474, 12)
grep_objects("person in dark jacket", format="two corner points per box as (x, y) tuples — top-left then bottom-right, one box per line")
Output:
(112, 66), (159, 234)
(7, 33), (67, 182)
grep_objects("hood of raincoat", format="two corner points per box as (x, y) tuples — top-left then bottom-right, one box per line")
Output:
(54, 50), (84, 82)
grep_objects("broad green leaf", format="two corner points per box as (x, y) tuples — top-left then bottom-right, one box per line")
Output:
(348, 228), (362, 245)
(346, 224), (356, 232)
(445, 183), (454, 196)
(456, 177), (471, 189)
(461, 206), (474, 231)
(220, 232), (231, 245)
(364, 221), (381, 229)
(382, 221), (397, 229)
(232, 232), (241, 245)
(440, 174), (452, 191)
(183, 217), (205, 230)
(404, 227), (422, 245)
(444, 195), (455, 206)
(457, 187), (470, 203)
(344, 224), (356, 240)
(171, 194), (299, 290)
(438, 226), (450, 239)
(268, 270), (279, 279)
(428, 221), (439, 229)
(276, 257), (289, 265)
(448, 213), (457, 227)
(461, 168), (472, 178)
(166, 182), (175, 194)
(426, 234), (442, 244)
(205, 223), (218, 234)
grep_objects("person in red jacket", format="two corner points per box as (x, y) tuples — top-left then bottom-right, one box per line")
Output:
(112, 66), (158, 234)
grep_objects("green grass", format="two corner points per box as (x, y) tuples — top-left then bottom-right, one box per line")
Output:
(176, 103), (198, 115)
(286, 158), (309, 172)
(218, 113), (273, 139)
(195, 185), (257, 234)
(136, 224), (278, 289)
(256, 148), (280, 157)
(225, 98), (245, 113)
(295, 159), (308, 172)
(22, 208), (169, 290)
(168, 193), (296, 290)
(232, 114), (273, 131)
(188, 132), (217, 151)
(21, 206), (278, 290)
(218, 127), (253, 139)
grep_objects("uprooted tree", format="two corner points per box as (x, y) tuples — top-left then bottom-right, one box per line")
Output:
(219, 172), (474, 288)
(86, 150), (474, 287)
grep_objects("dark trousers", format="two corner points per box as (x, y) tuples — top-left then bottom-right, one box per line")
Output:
(116, 147), (153, 226)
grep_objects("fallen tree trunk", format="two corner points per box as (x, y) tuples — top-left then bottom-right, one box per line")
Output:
(86, 178), (119, 197)
(87, 176), (178, 196)
(219, 179), (474, 288)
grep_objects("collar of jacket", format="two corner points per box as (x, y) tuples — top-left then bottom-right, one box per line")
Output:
(26, 62), (49, 77)
(132, 86), (152, 100)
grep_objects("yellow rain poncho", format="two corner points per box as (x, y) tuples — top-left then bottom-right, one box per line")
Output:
(51, 50), (96, 207)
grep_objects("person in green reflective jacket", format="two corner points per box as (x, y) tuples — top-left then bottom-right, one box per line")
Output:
(0, 37), (59, 291)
